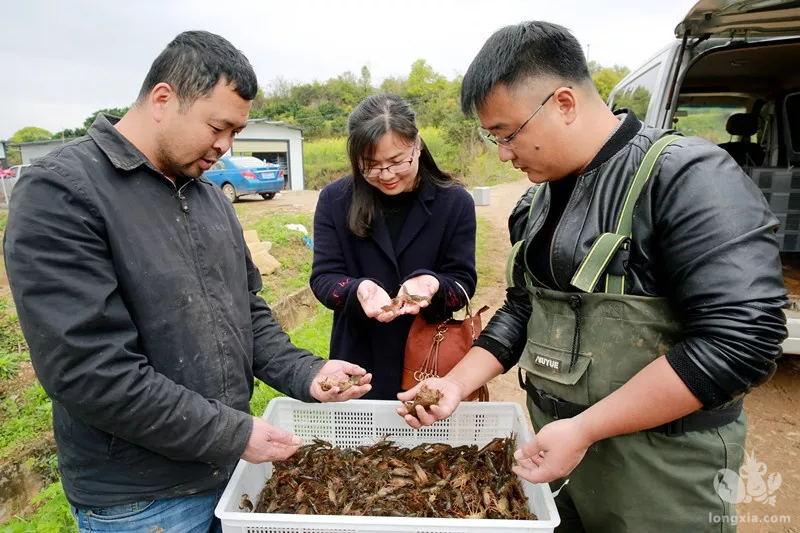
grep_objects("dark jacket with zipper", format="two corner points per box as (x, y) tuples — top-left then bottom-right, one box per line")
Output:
(475, 111), (788, 408)
(3, 115), (325, 507)
(310, 175), (477, 399)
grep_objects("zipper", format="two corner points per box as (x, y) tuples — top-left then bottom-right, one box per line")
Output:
(177, 181), (191, 213)
(568, 295), (583, 372)
(523, 187), (552, 289)
(173, 179), (230, 399)
(549, 176), (584, 291)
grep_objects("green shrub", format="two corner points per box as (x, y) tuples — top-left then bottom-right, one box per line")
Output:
(304, 136), (349, 190)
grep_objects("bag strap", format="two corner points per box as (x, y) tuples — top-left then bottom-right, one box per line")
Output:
(570, 134), (682, 294)
(453, 280), (472, 316)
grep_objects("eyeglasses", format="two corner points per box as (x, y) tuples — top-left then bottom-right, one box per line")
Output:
(481, 89), (562, 146)
(362, 146), (417, 179)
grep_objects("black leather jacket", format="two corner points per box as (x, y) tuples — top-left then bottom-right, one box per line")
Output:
(476, 112), (788, 409)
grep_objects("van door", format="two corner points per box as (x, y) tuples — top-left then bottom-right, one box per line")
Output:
(676, 0), (800, 39)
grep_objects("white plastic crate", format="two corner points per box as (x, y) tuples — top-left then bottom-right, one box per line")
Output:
(216, 398), (560, 533)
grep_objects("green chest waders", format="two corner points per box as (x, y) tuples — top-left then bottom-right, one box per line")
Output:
(512, 136), (747, 533)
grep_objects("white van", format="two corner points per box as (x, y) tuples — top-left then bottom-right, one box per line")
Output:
(608, 0), (800, 353)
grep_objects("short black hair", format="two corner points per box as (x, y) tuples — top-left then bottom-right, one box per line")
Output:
(137, 30), (258, 106)
(461, 21), (591, 115)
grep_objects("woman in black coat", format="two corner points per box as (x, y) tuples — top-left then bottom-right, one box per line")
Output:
(310, 94), (477, 399)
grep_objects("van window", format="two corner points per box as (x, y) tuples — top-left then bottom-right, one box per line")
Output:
(612, 65), (660, 123)
(673, 104), (747, 144)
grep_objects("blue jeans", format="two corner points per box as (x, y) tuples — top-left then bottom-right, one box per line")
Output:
(70, 488), (224, 532)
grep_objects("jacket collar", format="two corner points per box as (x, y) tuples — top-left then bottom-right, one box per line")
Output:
(89, 114), (156, 173)
(583, 110), (641, 174)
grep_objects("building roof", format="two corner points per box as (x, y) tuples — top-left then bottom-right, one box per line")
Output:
(246, 119), (303, 132)
(11, 138), (75, 148)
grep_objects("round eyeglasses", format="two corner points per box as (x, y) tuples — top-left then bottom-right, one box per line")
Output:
(362, 146), (417, 179)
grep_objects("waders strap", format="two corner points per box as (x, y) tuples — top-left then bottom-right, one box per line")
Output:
(571, 134), (682, 294)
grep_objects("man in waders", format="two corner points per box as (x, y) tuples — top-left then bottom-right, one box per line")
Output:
(398, 21), (787, 532)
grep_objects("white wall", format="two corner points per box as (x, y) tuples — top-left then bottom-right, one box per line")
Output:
(236, 122), (304, 190)
(20, 141), (69, 164)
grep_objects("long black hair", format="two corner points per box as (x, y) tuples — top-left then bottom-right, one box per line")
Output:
(346, 93), (458, 237)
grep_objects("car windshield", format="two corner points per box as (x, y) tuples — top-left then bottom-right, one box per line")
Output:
(230, 157), (269, 169)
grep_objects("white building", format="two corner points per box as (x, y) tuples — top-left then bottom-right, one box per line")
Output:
(231, 120), (305, 190)
(18, 139), (71, 165)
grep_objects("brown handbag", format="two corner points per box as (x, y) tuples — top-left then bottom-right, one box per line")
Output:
(402, 282), (490, 401)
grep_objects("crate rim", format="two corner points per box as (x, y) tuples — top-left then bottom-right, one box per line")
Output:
(215, 397), (561, 531)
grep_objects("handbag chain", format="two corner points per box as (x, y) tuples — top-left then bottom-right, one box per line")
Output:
(414, 322), (448, 382)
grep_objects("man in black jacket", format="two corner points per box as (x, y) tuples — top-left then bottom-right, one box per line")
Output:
(399, 22), (787, 532)
(4, 31), (371, 532)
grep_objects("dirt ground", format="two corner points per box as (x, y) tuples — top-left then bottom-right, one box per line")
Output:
(245, 179), (798, 531)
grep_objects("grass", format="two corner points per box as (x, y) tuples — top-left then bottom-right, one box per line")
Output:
(475, 216), (504, 290)
(0, 384), (52, 460)
(248, 304), (333, 417)
(674, 106), (745, 144)
(1, 482), (74, 533)
(0, 298), (28, 381)
(286, 305), (333, 357)
(304, 136), (349, 190)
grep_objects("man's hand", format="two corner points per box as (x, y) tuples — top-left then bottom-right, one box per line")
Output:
(241, 416), (303, 464)
(396, 377), (463, 428)
(356, 280), (397, 322)
(512, 417), (593, 483)
(310, 360), (372, 401)
(397, 275), (439, 316)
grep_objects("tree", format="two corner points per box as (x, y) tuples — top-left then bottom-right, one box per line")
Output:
(4, 146), (21, 165)
(10, 126), (53, 144)
(359, 66), (372, 98)
(589, 61), (630, 102)
(82, 107), (129, 130)
(51, 128), (86, 140)
(379, 76), (406, 96)
(404, 59), (450, 127)
(613, 86), (652, 118)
